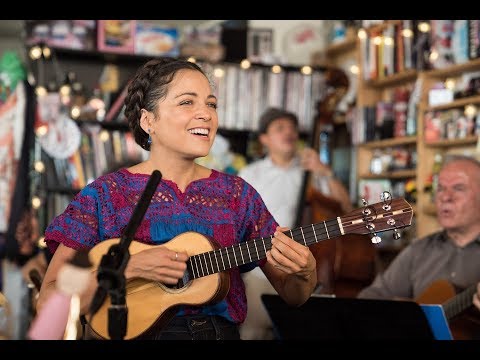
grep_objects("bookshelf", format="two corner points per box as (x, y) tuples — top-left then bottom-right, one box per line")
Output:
(346, 20), (480, 249)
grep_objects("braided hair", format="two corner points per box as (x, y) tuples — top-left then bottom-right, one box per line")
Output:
(124, 58), (207, 151)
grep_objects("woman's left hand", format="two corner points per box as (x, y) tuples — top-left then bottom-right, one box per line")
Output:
(267, 226), (316, 281)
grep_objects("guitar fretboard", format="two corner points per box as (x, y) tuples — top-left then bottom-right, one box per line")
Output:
(443, 283), (477, 320)
(187, 218), (342, 279)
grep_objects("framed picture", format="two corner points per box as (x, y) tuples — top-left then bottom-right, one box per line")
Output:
(134, 22), (179, 57)
(247, 28), (273, 63)
(25, 20), (96, 51)
(97, 20), (136, 54)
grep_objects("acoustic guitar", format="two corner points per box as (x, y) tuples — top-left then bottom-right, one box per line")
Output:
(416, 279), (480, 339)
(87, 197), (413, 340)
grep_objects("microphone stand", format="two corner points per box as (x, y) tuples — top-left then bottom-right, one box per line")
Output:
(89, 170), (162, 340)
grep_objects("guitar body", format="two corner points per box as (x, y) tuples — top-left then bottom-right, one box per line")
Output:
(416, 279), (480, 340)
(415, 279), (456, 304)
(87, 232), (230, 340)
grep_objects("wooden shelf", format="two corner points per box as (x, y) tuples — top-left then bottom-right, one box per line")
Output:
(359, 136), (418, 148)
(425, 95), (480, 111)
(326, 36), (357, 57)
(425, 136), (478, 148)
(359, 169), (416, 179)
(365, 69), (418, 88)
(424, 58), (480, 78)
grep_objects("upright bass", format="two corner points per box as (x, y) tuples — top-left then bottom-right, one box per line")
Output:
(294, 67), (377, 297)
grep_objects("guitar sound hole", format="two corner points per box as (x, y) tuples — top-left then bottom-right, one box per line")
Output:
(164, 271), (192, 289)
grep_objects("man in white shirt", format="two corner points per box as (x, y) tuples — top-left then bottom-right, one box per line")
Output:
(238, 107), (352, 340)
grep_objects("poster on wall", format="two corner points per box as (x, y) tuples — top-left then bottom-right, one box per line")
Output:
(247, 28), (273, 63)
(97, 20), (136, 54)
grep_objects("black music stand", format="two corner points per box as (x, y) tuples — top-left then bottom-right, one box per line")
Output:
(261, 294), (437, 340)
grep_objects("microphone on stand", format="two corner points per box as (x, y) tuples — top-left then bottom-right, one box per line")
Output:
(89, 169), (162, 340)
(27, 250), (92, 340)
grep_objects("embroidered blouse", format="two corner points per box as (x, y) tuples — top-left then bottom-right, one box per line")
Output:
(45, 168), (278, 324)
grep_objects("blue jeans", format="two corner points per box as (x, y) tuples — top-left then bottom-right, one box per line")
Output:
(143, 315), (240, 340)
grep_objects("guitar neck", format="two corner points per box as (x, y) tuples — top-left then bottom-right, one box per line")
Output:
(185, 197), (413, 280)
(443, 283), (477, 320)
(187, 219), (342, 280)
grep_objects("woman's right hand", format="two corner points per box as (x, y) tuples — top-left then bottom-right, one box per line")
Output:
(125, 246), (188, 285)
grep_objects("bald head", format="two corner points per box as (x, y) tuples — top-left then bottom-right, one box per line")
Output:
(442, 154), (480, 171)
(436, 154), (480, 244)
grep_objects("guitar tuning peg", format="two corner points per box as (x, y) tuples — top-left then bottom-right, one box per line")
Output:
(380, 191), (392, 202)
(371, 234), (381, 244)
(393, 229), (401, 240)
(361, 198), (368, 206)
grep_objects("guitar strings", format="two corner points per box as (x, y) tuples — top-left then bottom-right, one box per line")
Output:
(188, 203), (412, 278)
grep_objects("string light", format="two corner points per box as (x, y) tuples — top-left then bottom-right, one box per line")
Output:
(99, 130), (110, 142)
(464, 104), (477, 118)
(444, 78), (456, 90)
(418, 22), (431, 33)
(301, 66), (312, 75)
(35, 125), (48, 137)
(402, 28), (413, 38)
(70, 105), (81, 119)
(37, 237), (47, 249)
(29, 46), (42, 60)
(350, 64), (359, 75)
(271, 65), (282, 74)
(31, 196), (42, 209)
(213, 67), (225, 78)
(357, 28), (367, 40)
(34, 160), (45, 173)
(42, 46), (51, 59)
(240, 59), (251, 69)
(35, 86), (47, 97)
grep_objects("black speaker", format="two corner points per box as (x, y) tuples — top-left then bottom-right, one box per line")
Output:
(221, 26), (248, 62)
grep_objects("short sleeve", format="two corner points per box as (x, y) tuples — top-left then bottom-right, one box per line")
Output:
(44, 186), (101, 254)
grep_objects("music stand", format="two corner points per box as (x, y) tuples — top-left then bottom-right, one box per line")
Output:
(261, 294), (438, 340)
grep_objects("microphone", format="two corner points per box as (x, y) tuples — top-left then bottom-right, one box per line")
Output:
(118, 169), (162, 254)
(27, 250), (92, 340)
(28, 269), (43, 292)
(89, 170), (162, 339)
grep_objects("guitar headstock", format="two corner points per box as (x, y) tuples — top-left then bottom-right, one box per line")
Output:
(340, 196), (413, 243)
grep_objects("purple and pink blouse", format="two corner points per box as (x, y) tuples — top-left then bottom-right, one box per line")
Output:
(44, 168), (278, 324)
